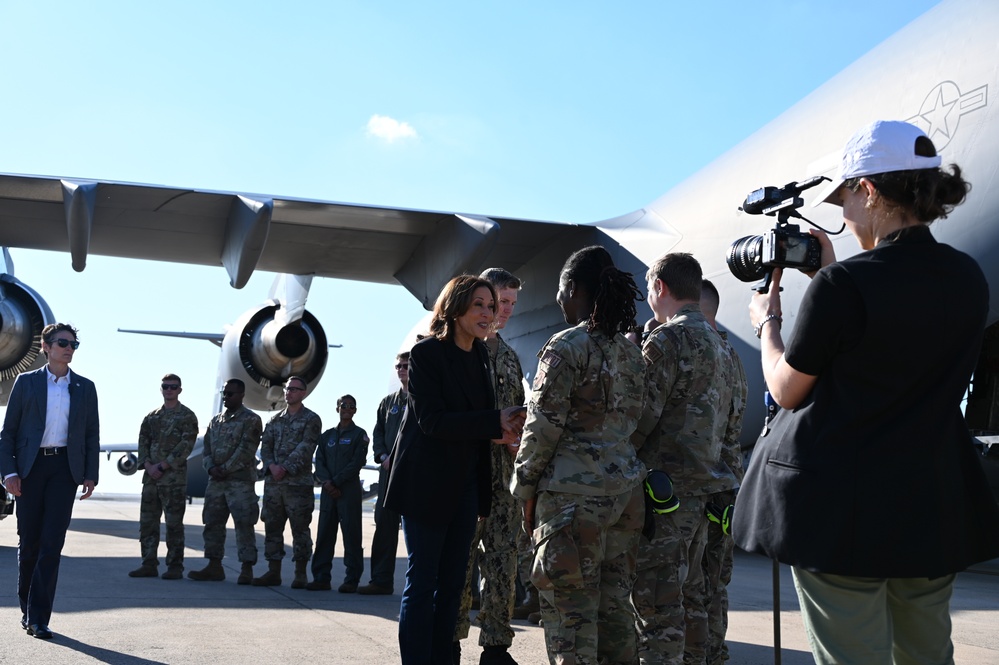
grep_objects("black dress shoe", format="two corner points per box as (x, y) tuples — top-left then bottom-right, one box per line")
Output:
(20, 615), (27, 630)
(27, 623), (53, 639)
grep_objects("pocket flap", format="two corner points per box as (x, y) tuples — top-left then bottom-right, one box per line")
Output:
(533, 502), (575, 545)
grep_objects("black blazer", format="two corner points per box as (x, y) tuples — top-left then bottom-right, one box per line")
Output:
(0, 367), (101, 485)
(383, 336), (502, 524)
(733, 229), (999, 577)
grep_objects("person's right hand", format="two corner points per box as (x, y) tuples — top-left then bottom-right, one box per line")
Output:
(523, 494), (537, 536)
(500, 405), (527, 438)
(3, 475), (21, 497)
(803, 228), (837, 277)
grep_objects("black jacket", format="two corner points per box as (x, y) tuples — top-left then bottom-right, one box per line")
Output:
(734, 226), (999, 577)
(383, 336), (502, 524)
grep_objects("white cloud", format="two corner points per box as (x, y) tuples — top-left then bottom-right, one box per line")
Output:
(366, 114), (418, 142)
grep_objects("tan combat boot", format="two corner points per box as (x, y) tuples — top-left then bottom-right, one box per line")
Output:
(290, 560), (308, 589)
(236, 562), (254, 585)
(251, 560), (282, 586)
(187, 558), (225, 581)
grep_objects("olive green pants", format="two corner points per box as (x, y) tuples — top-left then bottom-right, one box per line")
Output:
(792, 567), (955, 665)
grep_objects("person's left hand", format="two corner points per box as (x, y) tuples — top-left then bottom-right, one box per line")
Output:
(80, 479), (95, 500)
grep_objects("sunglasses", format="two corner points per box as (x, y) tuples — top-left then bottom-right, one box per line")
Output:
(220, 390), (242, 397)
(161, 384), (180, 391)
(49, 338), (80, 350)
(395, 363), (409, 370)
(284, 386), (305, 392)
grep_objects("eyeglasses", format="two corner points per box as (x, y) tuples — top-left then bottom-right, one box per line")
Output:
(285, 386), (305, 393)
(395, 363), (409, 370)
(220, 390), (242, 397)
(50, 338), (80, 350)
(161, 384), (180, 391)
(339, 404), (357, 410)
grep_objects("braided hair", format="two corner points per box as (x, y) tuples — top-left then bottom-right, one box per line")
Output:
(560, 246), (643, 337)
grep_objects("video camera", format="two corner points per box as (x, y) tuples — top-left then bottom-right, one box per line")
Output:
(726, 176), (827, 293)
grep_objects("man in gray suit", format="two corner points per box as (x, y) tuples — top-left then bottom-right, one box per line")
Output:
(0, 323), (100, 640)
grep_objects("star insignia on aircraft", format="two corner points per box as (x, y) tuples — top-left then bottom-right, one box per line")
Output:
(906, 81), (987, 150)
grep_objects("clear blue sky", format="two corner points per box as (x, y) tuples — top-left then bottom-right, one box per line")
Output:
(0, 0), (940, 493)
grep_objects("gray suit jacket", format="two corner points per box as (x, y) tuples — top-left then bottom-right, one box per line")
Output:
(0, 366), (101, 485)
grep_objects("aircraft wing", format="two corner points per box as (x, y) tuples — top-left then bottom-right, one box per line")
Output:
(0, 174), (594, 308)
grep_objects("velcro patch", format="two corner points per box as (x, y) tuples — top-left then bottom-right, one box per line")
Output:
(539, 349), (563, 369)
(642, 342), (664, 365)
(533, 369), (547, 391)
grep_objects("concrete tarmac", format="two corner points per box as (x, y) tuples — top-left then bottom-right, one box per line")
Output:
(0, 496), (997, 664)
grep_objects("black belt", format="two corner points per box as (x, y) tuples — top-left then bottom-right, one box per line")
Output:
(41, 447), (65, 456)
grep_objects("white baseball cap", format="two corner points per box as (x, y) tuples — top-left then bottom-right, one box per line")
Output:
(812, 120), (942, 207)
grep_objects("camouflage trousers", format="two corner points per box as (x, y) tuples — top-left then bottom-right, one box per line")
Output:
(695, 490), (735, 665)
(533, 485), (645, 665)
(202, 479), (259, 563)
(634, 495), (709, 665)
(261, 483), (315, 562)
(139, 482), (187, 569)
(455, 488), (519, 646)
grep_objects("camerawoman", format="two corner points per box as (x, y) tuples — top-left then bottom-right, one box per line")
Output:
(732, 120), (999, 665)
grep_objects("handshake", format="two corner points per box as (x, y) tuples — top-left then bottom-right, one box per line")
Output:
(495, 405), (528, 446)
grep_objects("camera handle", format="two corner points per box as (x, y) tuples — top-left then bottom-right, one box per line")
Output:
(753, 271), (774, 294)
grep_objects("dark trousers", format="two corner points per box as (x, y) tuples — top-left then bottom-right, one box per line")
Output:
(398, 487), (478, 665)
(16, 451), (78, 626)
(370, 471), (401, 588)
(311, 479), (363, 584)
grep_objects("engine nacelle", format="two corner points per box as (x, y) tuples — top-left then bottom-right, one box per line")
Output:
(219, 303), (329, 411)
(116, 452), (139, 476)
(0, 274), (56, 406)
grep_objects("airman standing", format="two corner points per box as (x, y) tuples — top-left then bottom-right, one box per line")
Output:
(129, 374), (198, 580)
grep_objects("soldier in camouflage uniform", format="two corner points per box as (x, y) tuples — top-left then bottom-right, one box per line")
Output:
(188, 379), (263, 584)
(693, 280), (747, 665)
(511, 246), (647, 665)
(455, 268), (526, 665)
(309, 394), (370, 592)
(251, 376), (322, 588)
(631, 255), (741, 665)
(357, 351), (409, 595)
(128, 374), (199, 580)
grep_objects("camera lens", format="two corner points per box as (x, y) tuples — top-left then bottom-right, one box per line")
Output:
(727, 235), (766, 282)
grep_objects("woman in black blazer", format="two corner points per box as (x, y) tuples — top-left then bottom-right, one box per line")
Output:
(384, 275), (525, 665)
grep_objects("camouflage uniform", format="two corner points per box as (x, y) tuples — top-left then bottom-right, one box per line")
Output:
(368, 388), (406, 589)
(456, 334), (525, 647)
(201, 405), (263, 563)
(312, 422), (370, 585)
(260, 406), (322, 562)
(631, 304), (740, 665)
(136, 402), (198, 570)
(511, 323), (647, 665)
(696, 332), (747, 665)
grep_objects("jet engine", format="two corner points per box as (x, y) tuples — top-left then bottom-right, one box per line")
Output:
(116, 452), (139, 476)
(218, 303), (329, 411)
(0, 274), (56, 405)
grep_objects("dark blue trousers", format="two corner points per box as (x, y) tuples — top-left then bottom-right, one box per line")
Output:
(16, 451), (78, 626)
(370, 469), (401, 589)
(398, 487), (478, 665)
